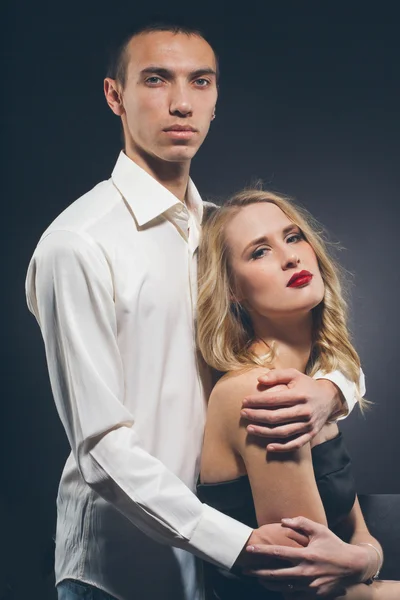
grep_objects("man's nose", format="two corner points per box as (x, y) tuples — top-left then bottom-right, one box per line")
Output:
(169, 84), (193, 117)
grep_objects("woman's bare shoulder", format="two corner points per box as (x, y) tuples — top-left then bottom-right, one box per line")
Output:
(210, 366), (272, 406)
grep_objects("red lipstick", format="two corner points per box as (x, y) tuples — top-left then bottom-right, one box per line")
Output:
(287, 270), (313, 288)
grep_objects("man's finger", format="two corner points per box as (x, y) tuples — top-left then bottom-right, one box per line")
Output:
(246, 422), (312, 440)
(257, 368), (301, 386)
(242, 407), (312, 426)
(266, 433), (313, 452)
(243, 390), (307, 408)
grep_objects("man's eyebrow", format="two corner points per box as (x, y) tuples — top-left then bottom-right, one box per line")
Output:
(140, 67), (174, 79)
(139, 66), (217, 79)
(241, 225), (300, 256)
(189, 67), (217, 78)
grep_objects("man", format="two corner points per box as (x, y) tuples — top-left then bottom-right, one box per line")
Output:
(26, 23), (368, 600)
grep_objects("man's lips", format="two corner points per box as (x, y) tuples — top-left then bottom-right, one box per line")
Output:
(163, 125), (198, 138)
(163, 124), (197, 140)
(287, 270), (313, 287)
(163, 125), (197, 132)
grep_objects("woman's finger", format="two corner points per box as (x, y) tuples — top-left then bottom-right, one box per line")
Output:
(246, 543), (304, 563)
(280, 516), (326, 537)
(244, 566), (305, 579)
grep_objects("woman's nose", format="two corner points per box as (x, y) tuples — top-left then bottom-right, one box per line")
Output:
(282, 252), (300, 270)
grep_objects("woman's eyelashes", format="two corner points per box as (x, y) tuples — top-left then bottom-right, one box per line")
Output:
(286, 232), (304, 244)
(251, 246), (269, 260)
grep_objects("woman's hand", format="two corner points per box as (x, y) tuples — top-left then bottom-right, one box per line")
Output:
(244, 516), (372, 598)
(241, 369), (343, 451)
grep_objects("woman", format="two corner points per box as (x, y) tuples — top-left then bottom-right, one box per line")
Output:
(196, 189), (399, 599)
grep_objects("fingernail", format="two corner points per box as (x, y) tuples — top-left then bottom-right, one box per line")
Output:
(268, 445), (275, 451)
(246, 545), (257, 552)
(247, 426), (255, 433)
(241, 410), (248, 417)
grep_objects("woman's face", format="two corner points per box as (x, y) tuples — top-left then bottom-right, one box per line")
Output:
(225, 202), (325, 320)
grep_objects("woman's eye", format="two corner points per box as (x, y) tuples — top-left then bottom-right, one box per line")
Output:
(287, 233), (303, 244)
(251, 247), (268, 260)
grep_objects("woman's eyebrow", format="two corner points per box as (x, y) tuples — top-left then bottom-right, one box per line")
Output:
(241, 225), (300, 257)
(242, 236), (268, 256)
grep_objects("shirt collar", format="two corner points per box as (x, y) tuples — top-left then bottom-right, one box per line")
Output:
(111, 151), (204, 228)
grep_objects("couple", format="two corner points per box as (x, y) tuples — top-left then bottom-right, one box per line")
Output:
(25, 21), (398, 600)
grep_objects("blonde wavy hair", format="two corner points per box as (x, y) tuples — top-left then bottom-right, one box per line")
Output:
(197, 188), (364, 406)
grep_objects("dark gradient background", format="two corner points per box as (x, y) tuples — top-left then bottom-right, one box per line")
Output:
(1, 2), (399, 599)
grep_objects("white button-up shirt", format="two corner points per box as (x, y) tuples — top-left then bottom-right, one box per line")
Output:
(26, 152), (362, 600)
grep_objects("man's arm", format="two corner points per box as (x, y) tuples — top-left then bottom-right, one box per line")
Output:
(314, 367), (366, 418)
(26, 229), (252, 570)
(240, 368), (364, 452)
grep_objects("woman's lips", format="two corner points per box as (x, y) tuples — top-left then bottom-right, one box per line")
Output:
(287, 270), (313, 288)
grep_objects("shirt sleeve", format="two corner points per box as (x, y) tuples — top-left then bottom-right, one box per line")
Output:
(313, 368), (366, 419)
(26, 229), (252, 570)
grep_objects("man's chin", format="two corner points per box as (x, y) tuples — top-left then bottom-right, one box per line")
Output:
(161, 147), (199, 163)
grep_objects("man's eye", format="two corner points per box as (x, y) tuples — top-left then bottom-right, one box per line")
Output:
(194, 78), (210, 87)
(145, 77), (163, 85)
(251, 247), (268, 260)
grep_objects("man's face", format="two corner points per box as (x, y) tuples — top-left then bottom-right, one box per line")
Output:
(108, 31), (218, 165)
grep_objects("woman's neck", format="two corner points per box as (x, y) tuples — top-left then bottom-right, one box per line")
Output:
(252, 313), (313, 373)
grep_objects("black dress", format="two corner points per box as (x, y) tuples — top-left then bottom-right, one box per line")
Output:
(197, 433), (356, 599)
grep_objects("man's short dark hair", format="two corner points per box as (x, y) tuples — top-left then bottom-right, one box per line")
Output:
(106, 22), (219, 88)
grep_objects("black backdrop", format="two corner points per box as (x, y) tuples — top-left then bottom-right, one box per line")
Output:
(2, 2), (399, 599)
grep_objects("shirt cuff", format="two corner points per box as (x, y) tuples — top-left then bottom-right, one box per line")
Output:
(314, 368), (366, 420)
(189, 503), (253, 570)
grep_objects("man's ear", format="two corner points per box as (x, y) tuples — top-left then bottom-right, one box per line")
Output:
(104, 78), (125, 116)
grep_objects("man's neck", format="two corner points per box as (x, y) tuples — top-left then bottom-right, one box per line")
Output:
(125, 147), (191, 203)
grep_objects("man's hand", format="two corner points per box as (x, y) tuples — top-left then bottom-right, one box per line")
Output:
(234, 522), (308, 570)
(241, 369), (343, 452)
(243, 517), (371, 598)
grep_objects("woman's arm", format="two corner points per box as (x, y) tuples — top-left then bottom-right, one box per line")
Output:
(334, 496), (383, 581)
(205, 368), (328, 546)
(205, 369), (389, 595)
